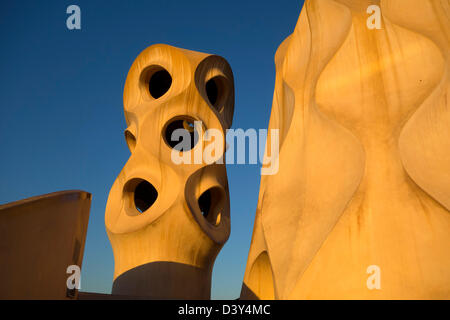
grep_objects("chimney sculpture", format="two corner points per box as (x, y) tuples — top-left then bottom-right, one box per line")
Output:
(241, 0), (450, 299)
(105, 44), (234, 299)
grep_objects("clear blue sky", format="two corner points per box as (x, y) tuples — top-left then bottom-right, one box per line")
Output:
(0, 0), (304, 299)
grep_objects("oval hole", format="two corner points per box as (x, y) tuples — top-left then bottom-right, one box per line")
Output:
(206, 78), (218, 105)
(133, 180), (158, 213)
(205, 76), (228, 111)
(163, 116), (199, 151)
(149, 69), (172, 99)
(198, 187), (224, 226)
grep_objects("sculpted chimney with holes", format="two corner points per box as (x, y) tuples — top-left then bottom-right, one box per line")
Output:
(105, 44), (234, 299)
(241, 0), (450, 299)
